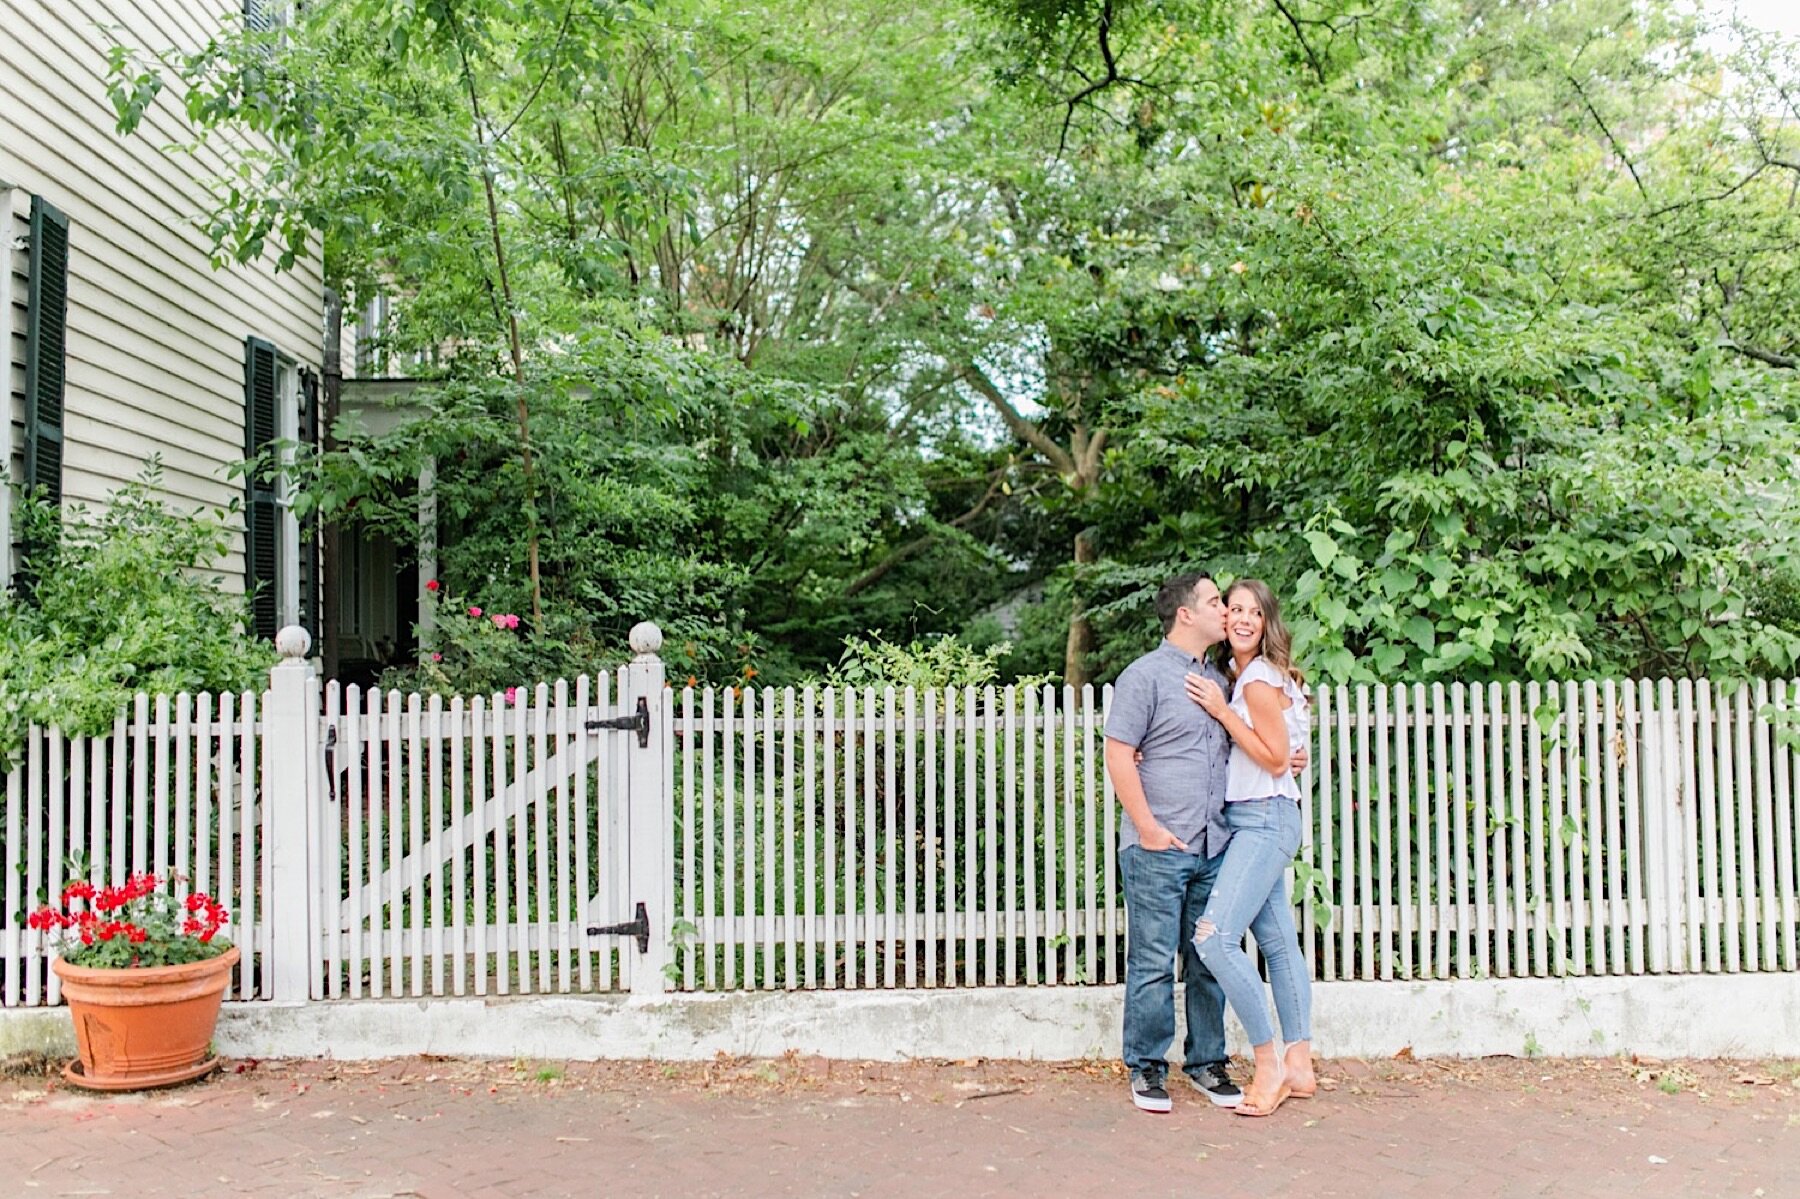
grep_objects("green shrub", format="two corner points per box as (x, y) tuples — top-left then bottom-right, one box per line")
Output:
(0, 472), (273, 761)
(378, 581), (625, 699)
(1748, 565), (1800, 636)
(820, 631), (1051, 692)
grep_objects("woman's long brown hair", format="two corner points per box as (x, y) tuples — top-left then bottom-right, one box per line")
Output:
(1217, 578), (1306, 689)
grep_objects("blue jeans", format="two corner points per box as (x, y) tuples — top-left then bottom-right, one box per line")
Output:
(1192, 799), (1312, 1048)
(1119, 844), (1228, 1080)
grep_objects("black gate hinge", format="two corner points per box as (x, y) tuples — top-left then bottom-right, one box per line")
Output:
(586, 695), (650, 747)
(587, 901), (650, 953)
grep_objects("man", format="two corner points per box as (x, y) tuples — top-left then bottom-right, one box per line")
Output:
(1104, 571), (1304, 1113)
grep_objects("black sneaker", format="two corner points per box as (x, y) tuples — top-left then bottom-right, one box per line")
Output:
(1130, 1070), (1172, 1113)
(1186, 1062), (1242, 1108)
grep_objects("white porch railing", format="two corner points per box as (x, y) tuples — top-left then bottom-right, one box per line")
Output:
(2, 624), (1797, 1008)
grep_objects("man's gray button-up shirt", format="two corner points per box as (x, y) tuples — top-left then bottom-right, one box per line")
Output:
(1104, 639), (1232, 858)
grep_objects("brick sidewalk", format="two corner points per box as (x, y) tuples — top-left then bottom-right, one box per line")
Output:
(2, 1054), (1794, 1197)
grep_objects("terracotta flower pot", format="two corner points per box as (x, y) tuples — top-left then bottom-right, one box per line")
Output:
(52, 945), (241, 1091)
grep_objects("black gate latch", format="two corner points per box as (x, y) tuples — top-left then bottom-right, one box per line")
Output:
(587, 901), (650, 953)
(587, 695), (650, 747)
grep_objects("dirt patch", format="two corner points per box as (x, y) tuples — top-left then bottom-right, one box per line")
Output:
(0, 1050), (59, 1081)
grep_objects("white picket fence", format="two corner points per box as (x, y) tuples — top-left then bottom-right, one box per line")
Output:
(2, 693), (272, 1007)
(668, 675), (1800, 990)
(1306, 678), (1799, 982)
(2, 624), (1798, 1008)
(671, 682), (1118, 990)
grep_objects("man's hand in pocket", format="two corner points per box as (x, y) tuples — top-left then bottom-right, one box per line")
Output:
(1138, 824), (1189, 852)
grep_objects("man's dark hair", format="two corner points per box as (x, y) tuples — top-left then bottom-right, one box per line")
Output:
(1154, 571), (1213, 634)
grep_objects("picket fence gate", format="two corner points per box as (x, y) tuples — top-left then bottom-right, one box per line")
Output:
(4, 623), (1799, 1008)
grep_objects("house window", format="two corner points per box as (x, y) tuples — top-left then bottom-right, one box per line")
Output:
(273, 356), (301, 630)
(356, 292), (390, 376)
(244, 338), (319, 642)
(242, 0), (292, 61)
(242, 0), (289, 34)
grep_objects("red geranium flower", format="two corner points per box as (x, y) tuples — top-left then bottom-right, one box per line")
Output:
(28, 873), (232, 970)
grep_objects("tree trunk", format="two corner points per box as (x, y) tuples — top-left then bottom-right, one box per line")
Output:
(1064, 530), (1096, 690)
(453, 17), (544, 627)
(959, 364), (1107, 687)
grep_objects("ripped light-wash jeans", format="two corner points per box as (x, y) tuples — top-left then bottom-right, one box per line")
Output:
(1191, 798), (1312, 1048)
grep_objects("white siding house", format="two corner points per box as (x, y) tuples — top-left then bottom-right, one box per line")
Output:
(0, 0), (325, 639)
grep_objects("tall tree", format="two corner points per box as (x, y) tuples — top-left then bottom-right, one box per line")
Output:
(104, 0), (1800, 686)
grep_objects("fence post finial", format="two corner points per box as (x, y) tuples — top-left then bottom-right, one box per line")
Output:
(629, 621), (663, 659)
(276, 624), (312, 660)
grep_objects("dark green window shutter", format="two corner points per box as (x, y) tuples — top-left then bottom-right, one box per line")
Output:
(297, 366), (320, 638)
(244, 336), (280, 642)
(24, 196), (69, 510)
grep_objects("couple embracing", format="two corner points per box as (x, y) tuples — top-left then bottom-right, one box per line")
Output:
(1103, 571), (1316, 1118)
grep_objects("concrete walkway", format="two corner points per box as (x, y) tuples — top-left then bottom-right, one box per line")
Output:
(2, 1053), (1795, 1197)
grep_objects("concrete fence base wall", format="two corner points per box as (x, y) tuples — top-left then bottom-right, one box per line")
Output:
(5, 976), (1796, 1064)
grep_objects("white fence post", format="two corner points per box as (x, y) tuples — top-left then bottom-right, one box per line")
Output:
(625, 622), (670, 997)
(265, 626), (320, 1002)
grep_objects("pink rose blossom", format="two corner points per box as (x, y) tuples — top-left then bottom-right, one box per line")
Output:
(431, 652), (443, 662)
(505, 687), (519, 705)
(468, 606), (483, 618)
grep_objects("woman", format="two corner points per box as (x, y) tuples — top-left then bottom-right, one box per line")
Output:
(1183, 578), (1315, 1117)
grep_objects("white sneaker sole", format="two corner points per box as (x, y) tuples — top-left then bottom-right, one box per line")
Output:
(1130, 1090), (1173, 1113)
(1188, 1078), (1242, 1108)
